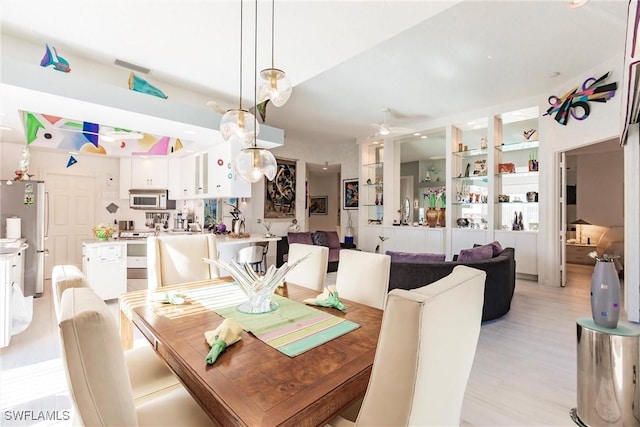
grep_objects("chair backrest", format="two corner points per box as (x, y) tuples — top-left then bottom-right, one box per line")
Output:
(147, 234), (219, 289)
(335, 250), (391, 309)
(285, 243), (328, 291)
(356, 265), (485, 426)
(51, 265), (89, 322)
(235, 245), (264, 264)
(58, 287), (138, 426)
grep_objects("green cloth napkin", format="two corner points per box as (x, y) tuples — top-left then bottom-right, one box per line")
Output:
(204, 318), (243, 364)
(303, 285), (346, 311)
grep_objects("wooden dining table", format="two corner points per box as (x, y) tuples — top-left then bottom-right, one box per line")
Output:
(118, 278), (383, 427)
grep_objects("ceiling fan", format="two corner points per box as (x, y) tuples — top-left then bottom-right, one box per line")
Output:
(368, 108), (415, 139)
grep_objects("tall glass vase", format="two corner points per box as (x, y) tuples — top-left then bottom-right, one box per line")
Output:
(591, 261), (621, 328)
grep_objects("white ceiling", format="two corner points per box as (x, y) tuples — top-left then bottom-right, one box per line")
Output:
(0, 0), (629, 157)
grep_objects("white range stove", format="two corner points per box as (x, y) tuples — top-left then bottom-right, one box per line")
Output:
(118, 231), (154, 278)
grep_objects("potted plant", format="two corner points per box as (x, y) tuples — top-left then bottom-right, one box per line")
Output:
(588, 251), (621, 328)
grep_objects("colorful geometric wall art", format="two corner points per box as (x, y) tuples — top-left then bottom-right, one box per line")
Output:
(21, 111), (184, 156)
(544, 72), (618, 126)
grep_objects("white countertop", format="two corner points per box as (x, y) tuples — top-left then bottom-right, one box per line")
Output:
(82, 239), (127, 246)
(215, 235), (281, 245)
(0, 238), (27, 258)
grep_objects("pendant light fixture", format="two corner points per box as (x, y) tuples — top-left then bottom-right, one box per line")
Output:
(220, 0), (259, 145)
(235, 0), (277, 183)
(257, 0), (292, 107)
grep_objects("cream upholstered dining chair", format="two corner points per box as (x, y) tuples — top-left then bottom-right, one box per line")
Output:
(147, 234), (219, 289)
(51, 264), (180, 405)
(329, 265), (486, 427)
(284, 243), (329, 291)
(58, 287), (214, 426)
(335, 250), (391, 309)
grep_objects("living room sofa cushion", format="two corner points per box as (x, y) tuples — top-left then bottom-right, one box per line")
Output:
(473, 241), (504, 257)
(288, 232), (314, 245)
(459, 245), (493, 261)
(323, 231), (341, 249)
(386, 251), (446, 263)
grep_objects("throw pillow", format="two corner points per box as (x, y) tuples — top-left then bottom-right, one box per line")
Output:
(473, 241), (504, 257)
(458, 245), (493, 261)
(311, 231), (329, 247)
(385, 251), (446, 263)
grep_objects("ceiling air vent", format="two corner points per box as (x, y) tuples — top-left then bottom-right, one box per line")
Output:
(114, 59), (150, 74)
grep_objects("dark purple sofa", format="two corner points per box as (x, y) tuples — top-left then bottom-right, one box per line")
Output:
(277, 231), (355, 272)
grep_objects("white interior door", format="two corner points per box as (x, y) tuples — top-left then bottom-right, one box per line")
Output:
(44, 173), (96, 278)
(559, 152), (567, 287)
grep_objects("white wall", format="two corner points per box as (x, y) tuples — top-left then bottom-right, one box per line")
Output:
(1, 142), (123, 227)
(308, 172), (339, 232)
(246, 136), (359, 239)
(577, 149), (624, 227)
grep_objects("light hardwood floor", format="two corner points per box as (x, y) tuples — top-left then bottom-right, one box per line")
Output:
(0, 266), (633, 426)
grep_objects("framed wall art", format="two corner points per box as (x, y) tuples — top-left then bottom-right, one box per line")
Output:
(343, 178), (359, 210)
(309, 196), (328, 215)
(264, 158), (296, 219)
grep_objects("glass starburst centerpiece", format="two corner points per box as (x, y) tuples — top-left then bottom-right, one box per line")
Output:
(203, 253), (310, 314)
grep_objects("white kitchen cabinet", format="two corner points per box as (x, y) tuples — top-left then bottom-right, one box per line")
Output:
(204, 144), (250, 198)
(119, 157), (169, 196)
(194, 151), (210, 196)
(130, 157), (168, 189)
(179, 154), (195, 199)
(167, 157), (182, 200)
(494, 230), (538, 276)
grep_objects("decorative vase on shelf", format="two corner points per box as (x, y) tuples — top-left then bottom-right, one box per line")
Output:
(380, 194), (383, 205)
(426, 208), (438, 228)
(374, 193), (379, 205)
(591, 260), (621, 328)
(437, 208), (446, 227)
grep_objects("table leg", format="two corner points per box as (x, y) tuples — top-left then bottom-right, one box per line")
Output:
(119, 308), (133, 350)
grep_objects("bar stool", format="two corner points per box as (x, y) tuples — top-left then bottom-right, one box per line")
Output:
(235, 246), (264, 273)
(254, 241), (269, 273)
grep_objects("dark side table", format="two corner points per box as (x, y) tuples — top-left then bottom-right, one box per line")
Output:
(571, 317), (640, 426)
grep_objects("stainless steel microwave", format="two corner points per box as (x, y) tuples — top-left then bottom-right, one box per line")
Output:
(129, 190), (176, 210)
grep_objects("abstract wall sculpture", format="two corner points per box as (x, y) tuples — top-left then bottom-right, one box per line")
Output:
(22, 111), (183, 156)
(544, 72), (617, 126)
(40, 44), (71, 73)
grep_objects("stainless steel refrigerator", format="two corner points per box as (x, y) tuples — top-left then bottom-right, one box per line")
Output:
(0, 180), (46, 297)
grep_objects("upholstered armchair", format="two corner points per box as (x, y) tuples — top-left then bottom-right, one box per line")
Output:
(329, 265), (486, 426)
(284, 243), (329, 291)
(147, 234), (219, 289)
(51, 264), (180, 405)
(58, 287), (214, 426)
(335, 250), (390, 310)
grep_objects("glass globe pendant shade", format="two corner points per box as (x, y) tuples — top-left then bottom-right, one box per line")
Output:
(235, 147), (277, 183)
(257, 68), (292, 107)
(220, 109), (259, 145)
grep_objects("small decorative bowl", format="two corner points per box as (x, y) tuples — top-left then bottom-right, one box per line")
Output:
(93, 227), (115, 241)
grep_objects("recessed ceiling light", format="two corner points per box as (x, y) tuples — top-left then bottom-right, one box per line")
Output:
(487, 55), (493, 60)
(413, 133), (421, 136)
(69, 151), (79, 155)
(420, 135), (428, 139)
(0, 126), (14, 131)
(372, 141), (379, 145)
(569, 0), (588, 8)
